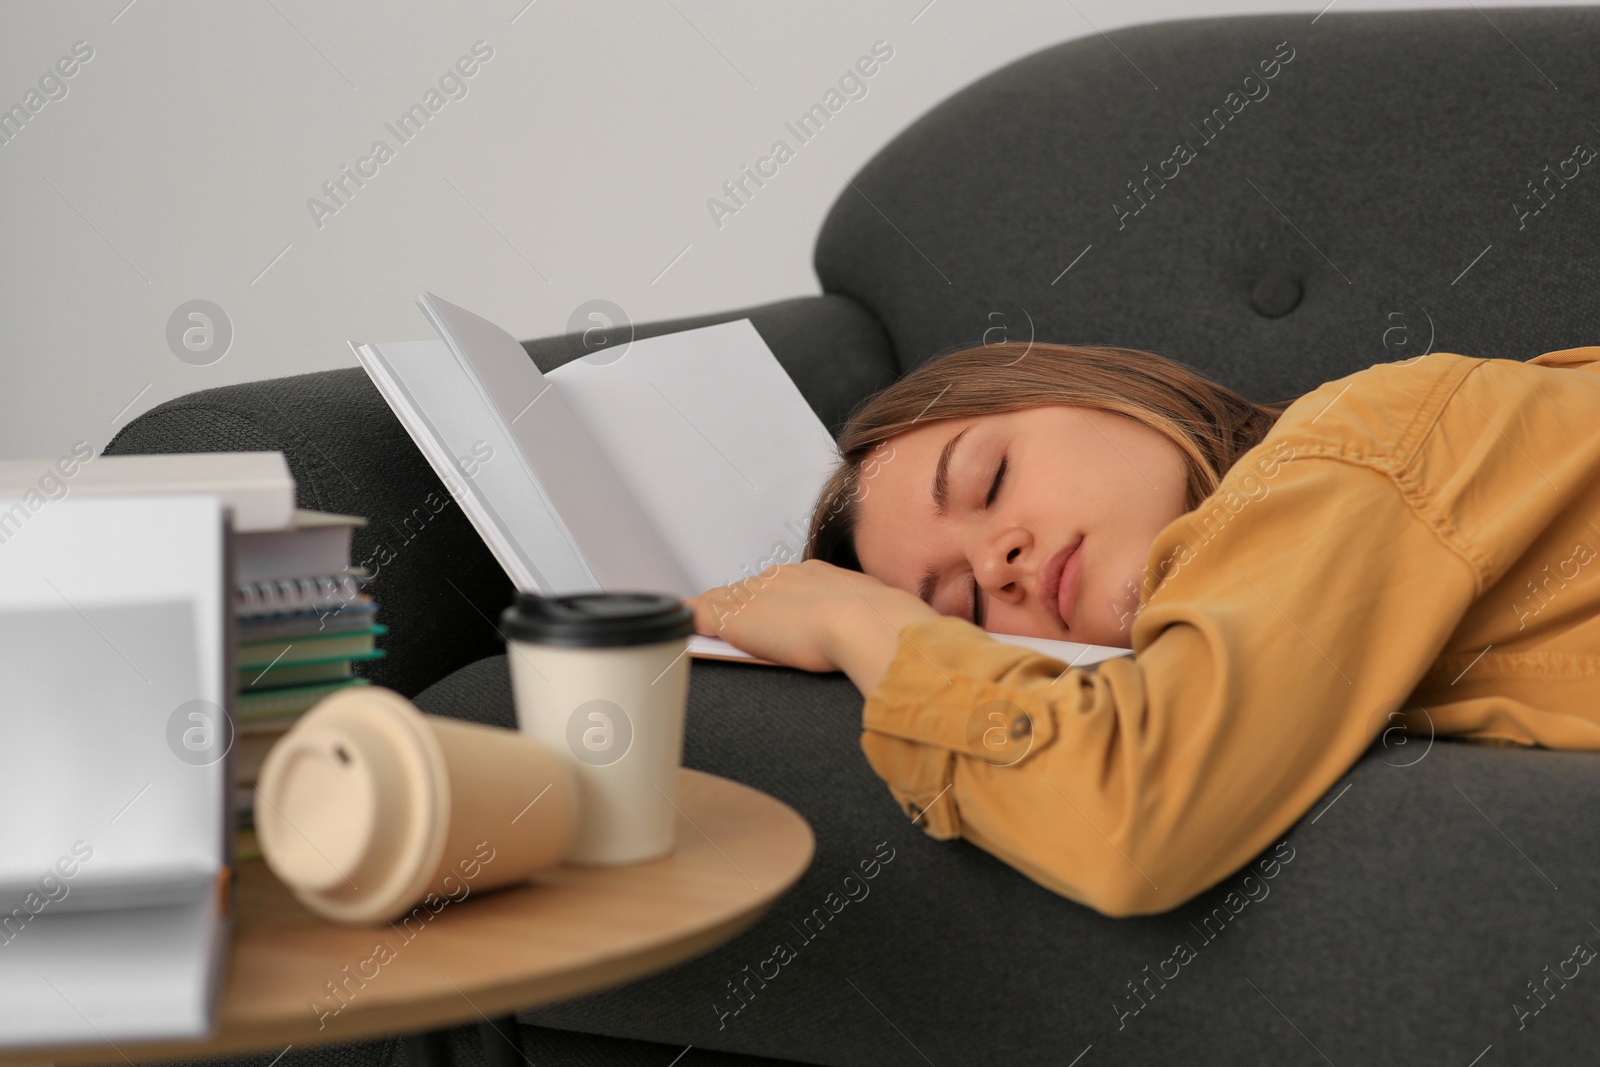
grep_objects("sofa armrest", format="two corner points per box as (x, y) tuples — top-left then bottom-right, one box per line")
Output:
(105, 293), (897, 697)
(104, 365), (509, 699)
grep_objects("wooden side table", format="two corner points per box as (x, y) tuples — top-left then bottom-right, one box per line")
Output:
(1, 769), (814, 1066)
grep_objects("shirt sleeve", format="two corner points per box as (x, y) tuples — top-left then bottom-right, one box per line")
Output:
(858, 452), (1480, 916)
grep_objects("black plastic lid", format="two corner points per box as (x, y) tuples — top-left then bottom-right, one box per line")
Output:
(499, 591), (695, 648)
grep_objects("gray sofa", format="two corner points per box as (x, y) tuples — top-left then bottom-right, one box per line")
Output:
(114, 8), (1600, 1066)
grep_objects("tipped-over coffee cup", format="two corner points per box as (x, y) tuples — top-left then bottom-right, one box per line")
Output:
(255, 686), (577, 925)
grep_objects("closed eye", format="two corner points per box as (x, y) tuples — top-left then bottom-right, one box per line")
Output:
(985, 456), (1007, 507)
(971, 456), (1006, 626)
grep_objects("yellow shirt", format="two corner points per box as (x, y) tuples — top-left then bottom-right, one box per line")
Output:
(859, 346), (1600, 917)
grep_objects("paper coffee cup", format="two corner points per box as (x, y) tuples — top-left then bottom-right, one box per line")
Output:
(500, 592), (694, 866)
(255, 686), (577, 925)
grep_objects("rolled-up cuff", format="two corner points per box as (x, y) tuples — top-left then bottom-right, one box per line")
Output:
(859, 733), (962, 838)
(859, 617), (1066, 840)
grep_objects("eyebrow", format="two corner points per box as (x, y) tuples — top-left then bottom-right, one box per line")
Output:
(918, 426), (971, 607)
(931, 426), (970, 519)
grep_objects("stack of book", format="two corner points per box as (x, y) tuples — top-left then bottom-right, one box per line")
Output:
(233, 510), (384, 857)
(0, 450), (392, 1045)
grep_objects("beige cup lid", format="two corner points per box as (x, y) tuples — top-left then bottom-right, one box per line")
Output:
(255, 687), (451, 924)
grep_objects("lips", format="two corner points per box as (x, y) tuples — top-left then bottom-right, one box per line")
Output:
(1038, 535), (1085, 631)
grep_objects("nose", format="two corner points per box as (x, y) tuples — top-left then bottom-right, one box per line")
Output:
(971, 525), (1030, 604)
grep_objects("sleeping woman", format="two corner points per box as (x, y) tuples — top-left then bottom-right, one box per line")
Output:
(686, 339), (1600, 916)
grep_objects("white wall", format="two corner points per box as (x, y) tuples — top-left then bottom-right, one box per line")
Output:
(1, 0), (1584, 458)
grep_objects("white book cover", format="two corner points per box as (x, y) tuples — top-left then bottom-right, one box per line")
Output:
(234, 509), (364, 583)
(0, 451), (295, 532)
(353, 294), (1131, 668)
(0, 495), (231, 1048)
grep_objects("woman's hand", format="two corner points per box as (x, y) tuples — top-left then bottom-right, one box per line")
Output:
(686, 559), (941, 694)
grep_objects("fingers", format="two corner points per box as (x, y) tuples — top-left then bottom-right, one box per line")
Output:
(686, 594), (724, 636)
(683, 592), (714, 634)
(689, 562), (814, 637)
(687, 586), (745, 636)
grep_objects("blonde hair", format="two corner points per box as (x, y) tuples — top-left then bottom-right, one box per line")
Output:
(806, 341), (1294, 570)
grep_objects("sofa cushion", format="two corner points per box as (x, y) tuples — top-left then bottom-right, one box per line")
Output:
(814, 8), (1600, 400)
(415, 653), (1600, 1066)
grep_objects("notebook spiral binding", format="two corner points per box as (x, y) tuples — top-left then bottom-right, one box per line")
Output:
(233, 572), (368, 619)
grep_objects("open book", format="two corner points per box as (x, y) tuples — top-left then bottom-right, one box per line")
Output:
(352, 294), (1131, 670)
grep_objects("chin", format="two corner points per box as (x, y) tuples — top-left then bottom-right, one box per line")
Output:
(1068, 614), (1134, 650)
(1096, 629), (1136, 651)
(1099, 578), (1145, 648)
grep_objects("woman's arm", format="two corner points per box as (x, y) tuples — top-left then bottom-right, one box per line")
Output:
(685, 558), (939, 693)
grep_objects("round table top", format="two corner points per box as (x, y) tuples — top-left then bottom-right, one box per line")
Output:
(5, 768), (814, 1065)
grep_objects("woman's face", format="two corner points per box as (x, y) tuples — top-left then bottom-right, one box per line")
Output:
(851, 405), (1191, 648)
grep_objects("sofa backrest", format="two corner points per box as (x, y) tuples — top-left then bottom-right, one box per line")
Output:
(814, 7), (1600, 405)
